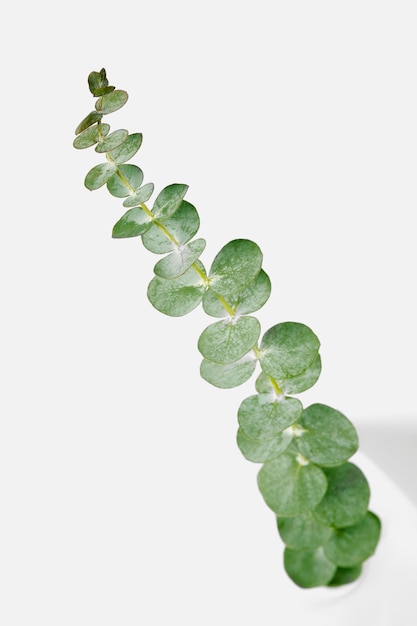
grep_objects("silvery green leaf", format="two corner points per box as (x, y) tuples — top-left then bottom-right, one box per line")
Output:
(238, 394), (302, 439)
(95, 89), (128, 114)
(152, 184), (189, 221)
(107, 165), (144, 198)
(108, 133), (142, 164)
(200, 356), (257, 389)
(75, 110), (103, 135)
(237, 428), (293, 463)
(73, 123), (110, 149)
(142, 200), (199, 253)
(95, 129), (128, 153)
(147, 261), (207, 317)
(122, 183), (155, 207)
(259, 322), (320, 380)
(112, 207), (152, 239)
(198, 316), (261, 364)
(202, 270), (271, 318)
(153, 239), (206, 279)
(208, 239), (263, 297)
(84, 162), (117, 190)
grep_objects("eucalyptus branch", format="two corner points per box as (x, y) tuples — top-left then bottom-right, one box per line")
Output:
(73, 68), (381, 589)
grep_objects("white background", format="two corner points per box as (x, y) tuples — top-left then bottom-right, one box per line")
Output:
(1, 1), (417, 624)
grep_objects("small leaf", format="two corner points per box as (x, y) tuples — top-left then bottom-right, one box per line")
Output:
(142, 200), (199, 253)
(198, 316), (261, 364)
(237, 427), (293, 463)
(123, 183), (155, 207)
(95, 129), (129, 153)
(75, 110), (103, 135)
(152, 184), (189, 221)
(313, 463), (370, 528)
(84, 163), (117, 190)
(277, 512), (333, 550)
(208, 239), (263, 297)
(112, 207), (152, 239)
(200, 356), (257, 389)
(153, 239), (206, 279)
(259, 322), (320, 380)
(257, 452), (327, 516)
(95, 89), (128, 114)
(108, 133), (142, 164)
(147, 261), (207, 317)
(296, 404), (358, 467)
(282, 354), (322, 394)
(202, 270), (271, 318)
(73, 123), (110, 149)
(327, 565), (363, 587)
(107, 165), (144, 198)
(284, 547), (337, 588)
(238, 395), (302, 440)
(324, 512), (381, 568)
(88, 68), (113, 96)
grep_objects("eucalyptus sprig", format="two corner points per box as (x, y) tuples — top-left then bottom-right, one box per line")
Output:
(73, 68), (381, 589)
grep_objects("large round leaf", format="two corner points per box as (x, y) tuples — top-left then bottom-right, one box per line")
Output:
(259, 322), (320, 380)
(257, 452), (327, 516)
(238, 395), (302, 439)
(324, 512), (381, 568)
(281, 354), (322, 394)
(142, 200), (200, 253)
(277, 511), (333, 550)
(107, 164), (144, 198)
(208, 239), (263, 296)
(296, 404), (358, 466)
(313, 463), (370, 528)
(237, 428), (293, 463)
(198, 316), (260, 364)
(284, 547), (336, 588)
(147, 261), (207, 317)
(200, 356), (257, 389)
(153, 238), (206, 279)
(202, 269), (271, 318)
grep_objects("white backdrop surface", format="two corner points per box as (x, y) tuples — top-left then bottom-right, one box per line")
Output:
(1, 2), (416, 624)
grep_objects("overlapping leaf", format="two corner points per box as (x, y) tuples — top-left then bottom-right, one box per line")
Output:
(284, 547), (337, 588)
(112, 207), (152, 239)
(95, 129), (128, 153)
(259, 322), (320, 380)
(153, 238), (206, 279)
(237, 394), (302, 440)
(323, 512), (381, 567)
(200, 355), (257, 389)
(122, 183), (155, 207)
(237, 428), (293, 463)
(152, 183), (189, 221)
(277, 511), (333, 550)
(142, 200), (199, 253)
(147, 261), (207, 316)
(108, 133), (142, 164)
(73, 123), (110, 149)
(208, 239), (263, 296)
(84, 162), (117, 190)
(107, 164), (144, 198)
(198, 316), (261, 364)
(202, 269), (271, 317)
(95, 89), (128, 114)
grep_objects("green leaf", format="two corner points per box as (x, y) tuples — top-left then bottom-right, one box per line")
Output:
(277, 511), (333, 550)
(202, 269), (271, 318)
(95, 89), (129, 114)
(313, 463), (370, 528)
(200, 356), (257, 389)
(296, 404), (358, 467)
(208, 239), (263, 297)
(259, 322), (320, 380)
(237, 395), (302, 440)
(281, 354), (322, 394)
(142, 200), (199, 253)
(73, 123), (110, 149)
(257, 452), (327, 516)
(107, 165), (144, 198)
(95, 129), (128, 153)
(153, 239), (206, 279)
(237, 427), (293, 463)
(284, 547), (337, 588)
(123, 183), (155, 207)
(198, 316), (261, 364)
(324, 512), (381, 568)
(88, 68), (113, 96)
(152, 184), (189, 221)
(255, 372), (275, 394)
(84, 163), (117, 190)
(327, 565), (363, 587)
(75, 110), (103, 135)
(112, 207), (152, 239)
(147, 261), (207, 317)
(108, 133), (142, 164)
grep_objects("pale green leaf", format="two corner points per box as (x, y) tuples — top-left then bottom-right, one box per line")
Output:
(202, 269), (271, 318)
(200, 356), (257, 389)
(198, 316), (261, 364)
(284, 547), (337, 588)
(73, 123), (110, 149)
(122, 183), (155, 207)
(142, 200), (199, 253)
(95, 129), (128, 153)
(84, 162), (117, 190)
(75, 110), (103, 135)
(238, 395), (302, 439)
(152, 184), (189, 221)
(324, 512), (381, 567)
(277, 511), (333, 550)
(112, 207), (152, 239)
(95, 89), (128, 114)
(259, 322), (320, 380)
(147, 261), (207, 317)
(107, 165), (144, 198)
(153, 239), (206, 279)
(237, 428), (293, 463)
(108, 133), (142, 164)
(208, 239), (263, 297)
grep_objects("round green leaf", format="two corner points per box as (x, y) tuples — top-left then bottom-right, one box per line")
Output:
(142, 200), (200, 253)
(257, 452), (327, 516)
(108, 133), (142, 164)
(277, 512), (333, 550)
(84, 162), (117, 190)
(147, 261), (207, 317)
(259, 322), (320, 380)
(200, 356), (257, 389)
(296, 404), (359, 467)
(327, 565), (363, 587)
(237, 428), (293, 463)
(153, 238), (206, 279)
(202, 269), (271, 318)
(255, 372), (275, 394)
(281, 354), (322, 394)
(95, 129), (128, 153)
(107, 165), (144, 198)
(324, 512), (381, 568)
(152, 183), (189, 221)
(284, 547), (337, 588)
(122, 182), (155, 207)
(238, 395), (302, 440)
(112, 207), (152, 239)
(313, 463), (370, 528)
(198, 316), (261, 364)
(95, 89), (128, 114)
(75, 110), (103, 135)
(73, 122), (110, 149)
(208, 239), (263, 297)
